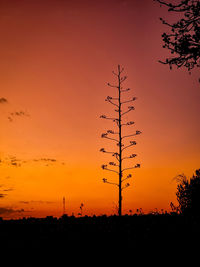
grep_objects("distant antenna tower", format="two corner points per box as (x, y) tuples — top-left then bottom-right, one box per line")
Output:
(63, 197), (66, 215)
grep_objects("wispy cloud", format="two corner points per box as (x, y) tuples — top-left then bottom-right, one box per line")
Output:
(33, 158), (66, 166)
(0, 156), (23, 167)
(19, 200), (55, 204)
(0, 183), (14, 197)
(0, 98), (8, 104)
(19, 201), (29, 204)
(0, 97), (30, 122)
(0, 155), (65, 167)
(33, 158), (57, 162)
(33, 158), (58, 166)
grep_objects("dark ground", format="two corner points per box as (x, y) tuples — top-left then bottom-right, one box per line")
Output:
(0, 214), (199, 265)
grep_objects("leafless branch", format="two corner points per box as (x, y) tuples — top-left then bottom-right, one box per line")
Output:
(105, 96), (119, 107)
(107, 82), (118, 88)
(120, 76), (127, 83)
(101, 133), (119, 142)
(100, 149), (119, 161)
(121, 106), (135, 116)
(109, 161), (119, 167)
(121, 88), (131, 92)
(100, 115), (119, 121)
(121, 121), (135, 127)
(122, 141), (137, 151)
(121, 97), (137, 104)
(122, 174), (132, 183)
(103, 178), (119, 187)
(107, 130), (119, 135)
(112, 71), (118, 76)
(122, 130), (142, 139)
(122, 154), (137, 161)
(122, 183), (130, 190)
(122, 164), (140, 172)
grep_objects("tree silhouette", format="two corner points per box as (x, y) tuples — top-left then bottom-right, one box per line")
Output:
(173, 169), (200, 216)
(155, 0), (200, 76)
(100, 65), (141, 216)
(78, 203), (84, 216)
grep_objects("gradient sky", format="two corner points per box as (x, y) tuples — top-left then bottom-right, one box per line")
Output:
(0, 0), (200, 218)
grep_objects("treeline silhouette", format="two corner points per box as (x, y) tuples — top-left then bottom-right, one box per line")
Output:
(1, 169), (200, 264)
(0, 213), (200, 259)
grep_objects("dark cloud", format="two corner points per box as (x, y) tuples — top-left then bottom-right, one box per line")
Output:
(7, 156), (22, 167)
(0, 98), (8, 104)
(0, 98), (30, 121)
(7, 116), (13, 122)
(8, 110), (30, 122)
(0, 184), (14, 196)
(0, 98), (30, 122)
(0, 207), (25, 215)
(2, 188), (14, 192)
(10, 111), (29, 117)
(0, 155), (27, 167)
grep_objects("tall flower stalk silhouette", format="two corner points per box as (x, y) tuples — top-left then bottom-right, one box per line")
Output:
(100, 65), (141, 216)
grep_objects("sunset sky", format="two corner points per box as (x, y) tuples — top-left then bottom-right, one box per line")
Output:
(0, 0), (200, 218)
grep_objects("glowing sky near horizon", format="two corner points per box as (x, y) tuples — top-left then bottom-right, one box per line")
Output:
(0, 0), (200, 218)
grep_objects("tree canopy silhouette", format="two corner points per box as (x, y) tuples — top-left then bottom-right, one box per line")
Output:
(174, 169), (200, 216)
(155, 0), (200, 76)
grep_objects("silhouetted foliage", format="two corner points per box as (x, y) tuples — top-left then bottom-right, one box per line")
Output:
(0, 213), (199, 264)
(175, 169), (200, 216)
(155, 0), (200, 77)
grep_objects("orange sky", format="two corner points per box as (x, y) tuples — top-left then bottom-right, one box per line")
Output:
(0, 0), (200, 218)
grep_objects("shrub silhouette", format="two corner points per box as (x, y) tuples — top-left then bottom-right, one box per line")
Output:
(176, 169), (200, 216)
